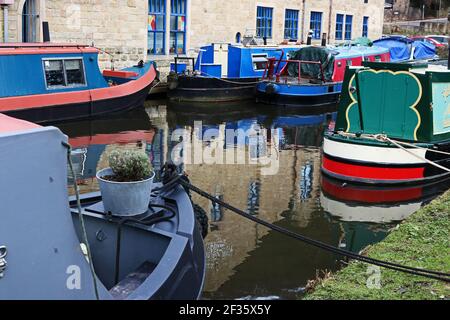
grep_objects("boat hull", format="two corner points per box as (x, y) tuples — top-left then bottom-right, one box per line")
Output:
(256, 81), (341, 107)
(167, 75), (257, 103)
(322, 135), (450, 185)
(4, 84), (152, 124)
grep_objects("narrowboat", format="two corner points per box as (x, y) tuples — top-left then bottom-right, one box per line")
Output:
(167, 43), (302, 103)
(322, 61), (450, 185)
(0, 43), (157, 124)
(373, 36), (438, 62)
(256, 45), (390, 107)
(0, 114), (206, 300)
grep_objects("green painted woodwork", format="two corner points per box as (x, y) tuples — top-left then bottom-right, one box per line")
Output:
(334, 62), (450, 143)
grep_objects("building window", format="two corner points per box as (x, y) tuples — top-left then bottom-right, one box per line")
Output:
(310, 12), (322, 40)
(22, 0), (39, 42)
(362, 16), (369, 37)
(256, 6), (273, 38)
(284, 9), (299, 40)
(148, 0), (166, 55)
(335, 14), (344, 40)
(170, 0), (187, 54)
(43, 59), (86, 89)
(345, 15), (353, 40)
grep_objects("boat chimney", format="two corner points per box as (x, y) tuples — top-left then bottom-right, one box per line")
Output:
(42, 22), (50, 42)
(307, 30), (313, 45)
(321, 33), (327, 46)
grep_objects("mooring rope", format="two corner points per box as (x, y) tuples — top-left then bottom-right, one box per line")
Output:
(63, 142), (100, 300)
(157, 173), (450, 282)
(335, 131), (450, 174)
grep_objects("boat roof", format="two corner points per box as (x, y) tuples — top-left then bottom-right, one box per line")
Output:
(0, 43), (99, 55)
(0, 114), (40, 134)
(334, 46), (390, 59)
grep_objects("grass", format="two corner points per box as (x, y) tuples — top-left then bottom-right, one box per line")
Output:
(305, 190), (450, 300)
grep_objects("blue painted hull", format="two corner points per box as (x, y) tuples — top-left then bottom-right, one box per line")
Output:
(256, 81), (342, 107)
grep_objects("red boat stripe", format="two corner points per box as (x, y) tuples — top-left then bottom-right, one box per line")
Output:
(0, 47), (99, 55)
(0, 114), (41, 133)
(69, 131), (155, 148)
(323, 157), (425, 180)
(321, 178), (423, 203)
(0, 65), (156, 112)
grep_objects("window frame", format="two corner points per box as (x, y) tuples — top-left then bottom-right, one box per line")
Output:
(344, 15), (353, 41)
(362, 16), (369, 37)
(284, 9), (299, 40)
(310, 11), (323, 40)
(148, 0), (166, 55)
(251, 53), (269, 71)
(170, 0), (187, 55)
(335, 14), (344, 40)
(42, 57), (87, 90)
(256, 6), (273, 39)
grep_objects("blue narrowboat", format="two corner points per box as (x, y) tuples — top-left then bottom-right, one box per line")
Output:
(0, 43), (157, 123)
(256, 45), (390, 108)
(167, 43), (302, 103)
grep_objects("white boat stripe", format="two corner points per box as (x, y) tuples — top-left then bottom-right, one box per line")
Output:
(323, 137), (427, 165)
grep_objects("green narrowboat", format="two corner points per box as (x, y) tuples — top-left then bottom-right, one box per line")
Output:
(322, 61), (450, 185)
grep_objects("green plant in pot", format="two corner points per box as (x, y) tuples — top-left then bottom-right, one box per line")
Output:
(96, 149), (155, 216)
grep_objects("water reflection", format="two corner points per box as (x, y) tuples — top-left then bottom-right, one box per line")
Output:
(54, 101), (449, 300)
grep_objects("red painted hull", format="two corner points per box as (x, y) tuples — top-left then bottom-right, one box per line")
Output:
(322, 137), (450, 185)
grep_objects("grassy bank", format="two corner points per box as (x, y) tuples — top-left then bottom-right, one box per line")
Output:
(306, 191), (450, 300)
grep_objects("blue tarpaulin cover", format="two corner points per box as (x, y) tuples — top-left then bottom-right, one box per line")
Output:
(373, 36), (437, 61)
(412, 41), (436, 60)
(373, 37), (412, 62)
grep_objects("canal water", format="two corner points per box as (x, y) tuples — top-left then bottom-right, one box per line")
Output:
(59, 100), (450, 300)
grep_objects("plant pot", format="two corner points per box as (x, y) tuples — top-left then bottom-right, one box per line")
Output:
(96, 168), (156, 216)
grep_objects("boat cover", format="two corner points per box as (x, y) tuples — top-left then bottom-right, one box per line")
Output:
(339, 37), (373, 47)
(373, 36), (413, 62)
(412, 41), (436, 60)
(287, 46), (337, 82)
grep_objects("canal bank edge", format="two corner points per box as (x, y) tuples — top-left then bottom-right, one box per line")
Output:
(305, 190), (450, 300)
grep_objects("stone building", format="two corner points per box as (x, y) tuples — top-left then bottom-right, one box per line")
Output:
(0, 0), (385, 69)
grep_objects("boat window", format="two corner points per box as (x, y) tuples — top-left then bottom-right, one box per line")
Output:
(44, 60), (65, 87)
(252, 53), (268, 71)
(375, 55), (381, 62)
(65, 59), (86, 86)
(43, 58), (86, 89)
(346, 60), (352, 66)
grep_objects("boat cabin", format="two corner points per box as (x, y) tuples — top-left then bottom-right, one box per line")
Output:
(171, 43), (302, 79)
(335, 61), (450, 143)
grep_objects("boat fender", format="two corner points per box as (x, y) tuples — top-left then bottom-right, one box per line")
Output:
(265, 83), (279, 95)
(193, 203), (209, 239)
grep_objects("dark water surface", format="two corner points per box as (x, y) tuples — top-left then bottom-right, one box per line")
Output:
(57, 100), (450, 300)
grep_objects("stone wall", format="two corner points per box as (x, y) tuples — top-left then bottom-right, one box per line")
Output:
(0, 0), (148, 69)
(1, 0), (385, 72)
(189, 0), (385, 49)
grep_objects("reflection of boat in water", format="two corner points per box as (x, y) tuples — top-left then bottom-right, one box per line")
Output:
(321, 175), (450, 223)
(0, 114), (205, 300)
(56, 109), (156, 182)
